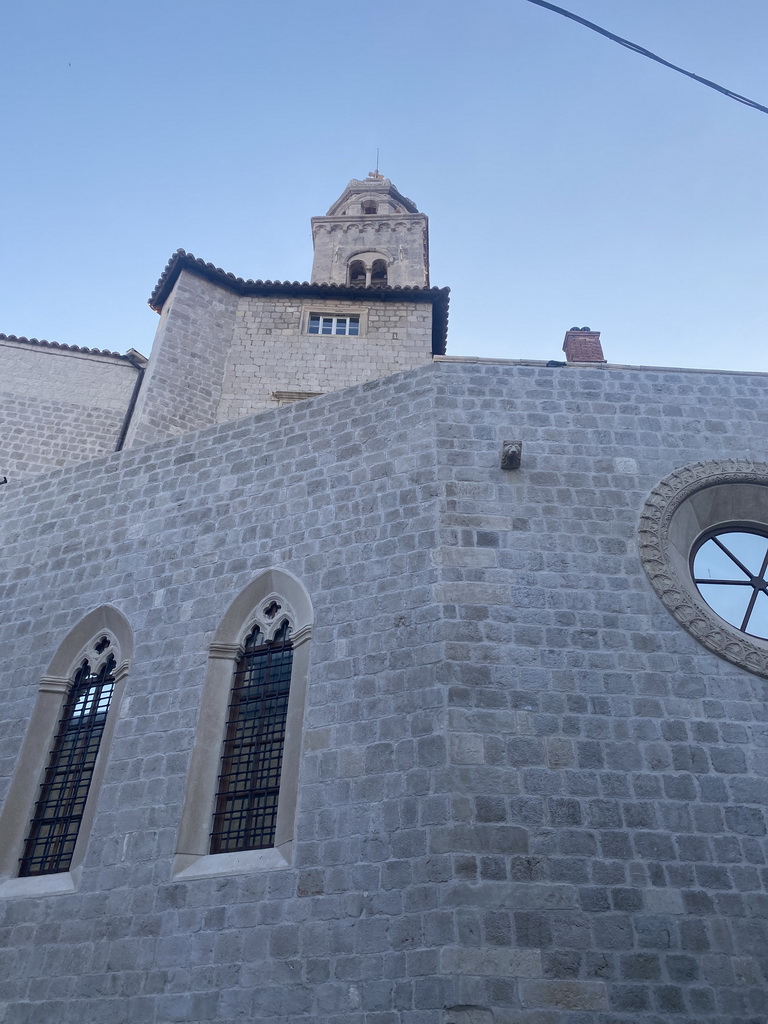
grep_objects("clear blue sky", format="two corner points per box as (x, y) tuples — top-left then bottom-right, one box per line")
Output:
(2, 0), (767, 370)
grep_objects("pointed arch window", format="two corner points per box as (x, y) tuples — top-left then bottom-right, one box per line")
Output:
(211, 619), (293, 853)
(0, 607), (132, 897)
(19, 650), (117, 876)
(174, 569), (313, 880)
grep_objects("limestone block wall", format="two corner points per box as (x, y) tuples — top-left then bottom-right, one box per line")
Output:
(217, 294), (434, 421)
(124, 272), (239, 448)
(311, 216), (430, 287)
(429, 358), (768, 1021)
(0, 338), (140, 480)
(0, 366), (449, 1024)
(127, 270), (434, 443)
(0, 360), (767, 1023)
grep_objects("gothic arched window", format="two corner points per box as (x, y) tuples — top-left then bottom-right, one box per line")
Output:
(0, 606), (132, 896)
(211, 619), (293, 853)
(173, 569), (313, 880)
(19, 650), (117, 876)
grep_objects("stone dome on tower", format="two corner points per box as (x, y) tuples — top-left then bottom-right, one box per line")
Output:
(310, 172), (430, 289)
(324, 173), (420, 217)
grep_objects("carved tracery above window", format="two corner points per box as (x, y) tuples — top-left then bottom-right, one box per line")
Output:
(639, 459), (768, 678)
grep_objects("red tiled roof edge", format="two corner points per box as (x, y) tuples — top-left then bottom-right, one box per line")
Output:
(148, 249), (450, 356)
(0, 333), (144, 366)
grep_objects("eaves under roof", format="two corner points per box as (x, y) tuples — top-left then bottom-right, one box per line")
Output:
(149, 249), (450, 356)
(0, 333), (145, 366)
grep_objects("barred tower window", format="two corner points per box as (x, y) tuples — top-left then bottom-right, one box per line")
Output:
(19, 653), (116, 876)
(210, 620), (293, 853)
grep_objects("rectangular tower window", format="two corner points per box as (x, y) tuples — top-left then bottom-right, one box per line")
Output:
(308, 314), (360, 336)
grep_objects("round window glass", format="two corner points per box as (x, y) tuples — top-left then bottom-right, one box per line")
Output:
(691, 527), (768, 639)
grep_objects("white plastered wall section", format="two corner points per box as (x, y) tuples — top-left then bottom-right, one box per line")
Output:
(217, 294), (434, 421)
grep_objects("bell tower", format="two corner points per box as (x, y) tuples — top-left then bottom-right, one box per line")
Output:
(311, 172), (430, 288)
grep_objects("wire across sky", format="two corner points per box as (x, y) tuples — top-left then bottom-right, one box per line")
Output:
(522, 0), (768, 115)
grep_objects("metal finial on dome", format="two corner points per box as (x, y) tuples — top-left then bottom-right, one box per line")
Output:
(368, 150), (383, 178)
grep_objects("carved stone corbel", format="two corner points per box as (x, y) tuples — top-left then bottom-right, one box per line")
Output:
(500, 440), (522, 470)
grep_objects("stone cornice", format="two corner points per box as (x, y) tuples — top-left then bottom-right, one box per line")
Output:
(0, 333), (144, 367)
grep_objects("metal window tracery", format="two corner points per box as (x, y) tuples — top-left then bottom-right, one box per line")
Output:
(210, 619), (293, 854)
(692, 526), (768, 639)
(19, 654), (116, 876)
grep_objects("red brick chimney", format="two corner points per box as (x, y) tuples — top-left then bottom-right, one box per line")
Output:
(562, 327), (605, 363)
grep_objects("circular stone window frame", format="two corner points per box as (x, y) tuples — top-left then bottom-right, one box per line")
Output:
(639, 459), (768, 679)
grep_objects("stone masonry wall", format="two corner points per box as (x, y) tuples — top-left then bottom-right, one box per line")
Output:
(127, 272), (434, 443)
(430, 358), (768, 1022)
(0, 339), (139, 480)
(216, 295), (433, 421)
(311, 218), (430, 288)
(0, 360), (767, 1023)
(124, 272), (240, 448)
(0, 365), (448, 1024)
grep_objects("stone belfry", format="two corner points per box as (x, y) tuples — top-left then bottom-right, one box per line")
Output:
(310, 172), (430, 288)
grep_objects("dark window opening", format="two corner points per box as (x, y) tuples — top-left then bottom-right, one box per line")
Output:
(348, 260), (366, 287)
(371, 259), (388, 287)
(210, 621), (293, 853)
(362, 201), (377, 214)
(19, 656), (116, 876)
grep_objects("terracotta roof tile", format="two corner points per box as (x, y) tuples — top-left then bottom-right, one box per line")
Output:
(0, 333), (143, 365)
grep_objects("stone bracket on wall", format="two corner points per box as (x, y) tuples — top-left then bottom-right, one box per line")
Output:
(500, 440), (522, 470)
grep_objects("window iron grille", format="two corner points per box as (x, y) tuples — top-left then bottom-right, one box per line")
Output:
(19, 656), (116, 876)
(210, 621), (293, 854)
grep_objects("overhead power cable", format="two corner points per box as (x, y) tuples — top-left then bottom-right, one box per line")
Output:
(522, 0), (768, 116)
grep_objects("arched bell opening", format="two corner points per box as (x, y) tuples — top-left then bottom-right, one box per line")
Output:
(371, 259), (388, 287)
(348, 260), (366, 287)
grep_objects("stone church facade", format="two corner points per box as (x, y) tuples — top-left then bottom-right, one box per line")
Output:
(0, 176), (767, 1024)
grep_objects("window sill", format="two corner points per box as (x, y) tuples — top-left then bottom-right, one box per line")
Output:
(0, 868), (80, 899)
(171, 841), (293, 881)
